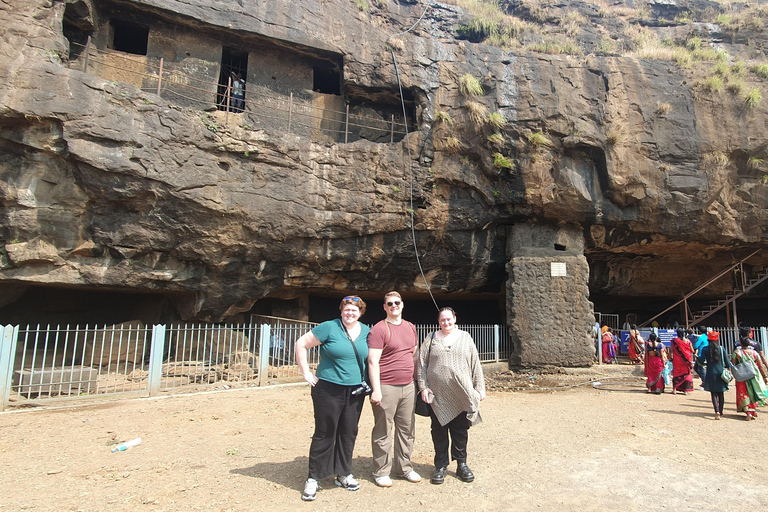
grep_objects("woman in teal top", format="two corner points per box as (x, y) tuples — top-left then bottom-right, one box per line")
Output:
(295, 296), (370, 501)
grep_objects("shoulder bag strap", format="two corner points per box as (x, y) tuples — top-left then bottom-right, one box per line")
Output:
(422, 332), (435, 381)
(341, 323), (366, 382)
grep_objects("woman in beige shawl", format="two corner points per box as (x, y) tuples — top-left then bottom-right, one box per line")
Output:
(418, 307), (485, 485)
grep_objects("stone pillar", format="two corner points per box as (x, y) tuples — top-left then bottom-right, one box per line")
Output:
(507, 223), (595, 367)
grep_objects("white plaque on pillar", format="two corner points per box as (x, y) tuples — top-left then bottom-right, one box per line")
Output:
(551, 262), (567, 277)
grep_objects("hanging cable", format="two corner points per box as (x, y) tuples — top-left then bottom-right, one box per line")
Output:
(386, 1), (439, 311)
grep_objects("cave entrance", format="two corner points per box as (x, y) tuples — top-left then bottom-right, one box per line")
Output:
(217, 46), (248, 113)
(344, 85), (417, 143)
(313, 65), (341, 95)
(109, 18), (149, 56)
(0, 286), (177, 327)
(62, 1), (93, 61)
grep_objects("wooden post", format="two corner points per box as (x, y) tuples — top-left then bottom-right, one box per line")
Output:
(288, 92), (293, 132)
(390, 114), (394, 143)
(345, 104), (349, 143)
(156, 57), (163, 96)
(225, 76), (232, 123)
(83, 35), (91, 73)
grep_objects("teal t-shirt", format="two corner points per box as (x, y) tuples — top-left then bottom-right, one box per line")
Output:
(312, 319), (370, 386)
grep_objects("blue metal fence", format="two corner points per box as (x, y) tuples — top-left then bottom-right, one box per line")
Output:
(0, 318), (511, 410)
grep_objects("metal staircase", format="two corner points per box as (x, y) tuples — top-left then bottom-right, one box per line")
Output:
(688, 265), (768, 325)
(640, 249), (765, 328)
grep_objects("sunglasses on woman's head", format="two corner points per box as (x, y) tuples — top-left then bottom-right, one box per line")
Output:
(343, 296), (361, 302)
(386, 301), (401, 307)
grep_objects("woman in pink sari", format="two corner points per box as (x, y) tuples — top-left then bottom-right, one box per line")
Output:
(601, 327), (616, 364)
(671, 328), (694, 394)
(645, 333), (666, 393)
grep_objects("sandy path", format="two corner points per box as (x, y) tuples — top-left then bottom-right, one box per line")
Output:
(1, 367), (767, 511)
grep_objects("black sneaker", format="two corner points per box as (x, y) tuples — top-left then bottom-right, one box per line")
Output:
(457, 462), (475, 482)
(430, 466), (447, 485)
(301, 478), (318, 501)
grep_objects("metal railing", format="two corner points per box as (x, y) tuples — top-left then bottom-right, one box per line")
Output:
(67, 39), (416, 144)
(613, 326), (766, 358)
(0, 318), (511, 409)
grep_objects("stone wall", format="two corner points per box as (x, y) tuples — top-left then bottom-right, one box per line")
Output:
(507, 224), (595, 367)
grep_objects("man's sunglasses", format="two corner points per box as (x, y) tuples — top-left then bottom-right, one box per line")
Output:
(386, 301), (401, 307)
(343, 296), (361, 302)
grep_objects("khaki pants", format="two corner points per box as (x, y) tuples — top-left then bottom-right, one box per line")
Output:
(370, 382), (416, 477)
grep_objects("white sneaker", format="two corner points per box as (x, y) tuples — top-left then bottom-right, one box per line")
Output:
(374, 475), (393, 487)
(335, 474), (360, 491)
(403, 470), (421, 483)
(302, 478), (318, 501)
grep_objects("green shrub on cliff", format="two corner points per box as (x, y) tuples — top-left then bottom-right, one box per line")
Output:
(744, 87), (762, 109)
(459, 73), (484, 97)
(493, 153), (514, 170)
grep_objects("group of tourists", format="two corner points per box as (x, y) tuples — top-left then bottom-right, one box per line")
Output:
(641, 323), (768, 421)
(294, 292), (485, 501)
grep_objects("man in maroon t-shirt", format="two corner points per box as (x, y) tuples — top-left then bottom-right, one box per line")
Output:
(367, 291), (421, 487)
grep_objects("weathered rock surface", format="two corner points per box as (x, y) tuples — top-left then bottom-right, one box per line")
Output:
(1, 0), (768, 366)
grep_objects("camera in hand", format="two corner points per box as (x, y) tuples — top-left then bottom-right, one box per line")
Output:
(351, 381), (372, 396)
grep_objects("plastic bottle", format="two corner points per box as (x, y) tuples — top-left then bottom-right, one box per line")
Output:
(111, 437), (142, 452)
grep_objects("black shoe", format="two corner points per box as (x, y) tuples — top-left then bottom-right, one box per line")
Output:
(456, 462), (474, 482)
(430, 466), (447, 485)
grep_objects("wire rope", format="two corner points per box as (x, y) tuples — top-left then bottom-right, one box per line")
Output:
(387, 1), (439, 311)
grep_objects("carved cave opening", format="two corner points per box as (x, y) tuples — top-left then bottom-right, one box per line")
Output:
(0, 286), (179, 327)
(314, 65), (341, 95)
(345, 84), (416, 144)
(216, 46), (248, 113)
(63, 1), (93, 61)
(109, 18), (149, 56)
(0, 287), (507, 328)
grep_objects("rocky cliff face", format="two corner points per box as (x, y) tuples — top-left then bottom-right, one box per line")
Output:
(2, 0), (768, 365)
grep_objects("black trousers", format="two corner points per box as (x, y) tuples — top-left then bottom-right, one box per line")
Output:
(429, 408), (471, 468)
(710, 391), (725, 414)
(308, 379), (365, 479)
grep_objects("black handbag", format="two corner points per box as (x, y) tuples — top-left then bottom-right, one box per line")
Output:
(415, 333), (435, 417)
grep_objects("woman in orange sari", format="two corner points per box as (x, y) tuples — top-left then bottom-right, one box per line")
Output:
(671, 328), (694, 394)
(628, 325), (644, 365)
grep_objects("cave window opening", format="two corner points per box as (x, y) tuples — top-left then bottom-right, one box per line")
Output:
(554, 243), (566, 251)
(63, 2), (92, 61)
(109, 19), (149, 56)
(313, 66), (341, 95)
(217, 47), (248, 113)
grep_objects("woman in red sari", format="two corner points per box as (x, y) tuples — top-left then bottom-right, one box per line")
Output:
(671, 328), (694, 394)
(645, 332), (666, 393)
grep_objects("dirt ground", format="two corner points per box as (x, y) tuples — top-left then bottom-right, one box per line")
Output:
(1, 363), (768, 511)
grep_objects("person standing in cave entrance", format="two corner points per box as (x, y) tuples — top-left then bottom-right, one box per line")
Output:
(366, 291), (421, 488)
(230, 71), (245, 113)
